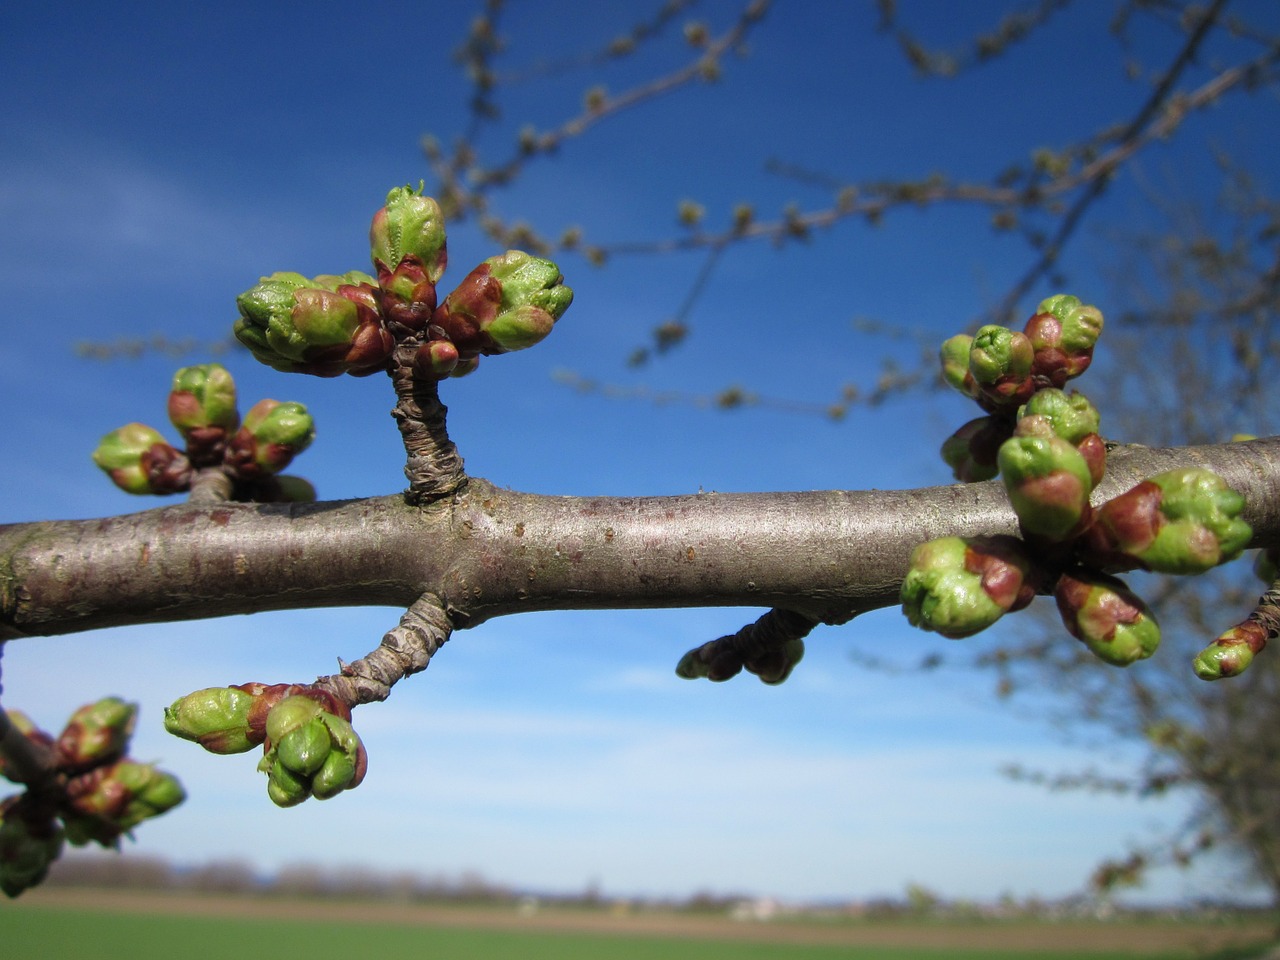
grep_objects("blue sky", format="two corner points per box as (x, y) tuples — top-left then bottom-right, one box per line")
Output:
(2, 1), (1278, 904)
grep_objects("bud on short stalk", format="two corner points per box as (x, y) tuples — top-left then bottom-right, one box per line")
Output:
(901, 535), (1038, 639)
(370, 184), (449, 333)
(167, 364), (239, 466)
(1193, 621), (1268, 680)
(1081, 468), (1250, 574)
(1024, 294), (1103, 386)
(235, 271), (393, 377)
(223, 399), (315, 480)
(431, 251), (573, 364)
(92, 424), (192, 495)
(998, 417), (1094, 541)
(257, 695), (367, 806)
(55, 698), (137, 773)
(1054, 570), (1160, 666)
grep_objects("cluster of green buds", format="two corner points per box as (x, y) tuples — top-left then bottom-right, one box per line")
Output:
(0, 700), (184, 897)
(904, 295), (1253, 672)
(93, 363), (316, 502)
(234, 184), (573, 382)
(164, 682), (366, 807)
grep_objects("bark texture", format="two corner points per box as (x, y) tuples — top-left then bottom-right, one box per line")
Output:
(2, 438), (1279, 642)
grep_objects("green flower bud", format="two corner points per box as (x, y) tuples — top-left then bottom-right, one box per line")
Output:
(258, 695), (366, 806)
(1019, 389), (1099, 445)
(998, 424), (1094, 540)
(901, 535), (1036, 639)
(63, 760), (184, 845)
(432, 251), (573, 358)
(235, 271), (393, 377)
(224, 399), (315, 479)
(1034, 294), (1104, 355)
(93, 424), (192, 495)
(939, 334), (976, 396)
(370, 185), (449, 333)
(1082, 469), (1251, 575)
(0, 801), (63, 898)
(164, 686), (261, 754)
(940, 416), (1009, 483)
(370, 185), (448, 285)
(109, 761), (185, 831)
(167, 365), (239, 466)
(1055, 570), (1160, 666)
(1193, 621), (1267, 680)
(55, 698), (137, 773)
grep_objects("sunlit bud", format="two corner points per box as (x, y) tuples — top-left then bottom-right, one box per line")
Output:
(167, 364), (239, 466)
(1024, 295), (1103, 387)
(940, 416), (1009, 483)
(257, 695), (366, 807)
(939, 334), (977, 397)
(1019, 389), (1099, 445)
(0, 800), (63, 897)
(370, 184), (448, 284)
(968, 325), (1036, 408)
(1193, 621), (1267, 680)
(412, 338), (461, 380)
(93, 424), (192, 495)
(234, 271), (393, 377)
(55, 698), (137, 773)
(164, 686), (261, 754)
(998, 422), (1094, 540)
(901, 535), (1037, 639)
(432, 251), (573, 357)
(1081, 469), (1251, 574)
(1054, 570), (1160, 666)
(223, 399), (315, 480)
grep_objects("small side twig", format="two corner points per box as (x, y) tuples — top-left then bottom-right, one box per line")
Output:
(315, 594), (453, 707)
(388, 343), (467, 505)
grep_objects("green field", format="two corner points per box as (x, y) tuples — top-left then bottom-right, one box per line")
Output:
(1, 893), (1274, 960)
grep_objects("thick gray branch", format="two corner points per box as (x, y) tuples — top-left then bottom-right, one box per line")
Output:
(2, 438), (1279, 641)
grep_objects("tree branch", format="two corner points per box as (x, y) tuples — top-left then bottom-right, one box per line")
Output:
(3, 438), (1279, 642)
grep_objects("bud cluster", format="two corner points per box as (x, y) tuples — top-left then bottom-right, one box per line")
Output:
(165, 683), (366, 808)
(234, 184), (573, 381)
(93, 363), (316, 502)
(905, 294), (1253, 674)
(1, 699), (184, 897)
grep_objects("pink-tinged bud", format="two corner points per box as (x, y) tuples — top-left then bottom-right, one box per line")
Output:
(167, 364), (239, 466)
(998, 421), (1094, 541)
(62, 761), (184, 846)
(1026, 294), (1103, 387)
(1193, 621), (1267, 680)
(939, 335), (978, 398)
(901, 535), (1038, 639)
(223, 399), (315, 480)
(1081, 469), (1251, 574)
(93, 424), (192, 496)
(413, 338), (461, 380)
(55, 698), (137, 773)
(370, 185), (448, 334)
(969, 325), (1036, 409)
(1055, 570), (1160, 666)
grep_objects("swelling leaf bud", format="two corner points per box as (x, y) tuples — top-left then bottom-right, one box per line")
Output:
(968, 325), (1035, 408)
(433, 251), (573, 358)
(92, 424), (191, 495)
(1055, 570), (1160, 666)
(235, 271), (393, 377)
(1193, 621), (1267, 680)
(55, 698), (137, 773)
(224, 399), (315, 479)
(371, 185), (448, 333)
(901, 535), (1036, 639)
(257, 695), (366, 807)
(167, 364), (239, 465)
(998, 424), (1094, 540)
(1019, 389), (1100, 445)
(164, 686), (261, 754)
(1082, 469), (1251, 574)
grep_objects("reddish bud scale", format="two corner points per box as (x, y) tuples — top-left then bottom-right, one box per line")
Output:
(431, 264), (504, 357)
(1076, 433), (1107, 488)
(1080, 480), (1163, 571)
(140, 444), (192, 494)
(963, 538), (1038, 612)
(293, 282), (394, 377)
(941, 417), (1012, 482)
(376, 258), (440, 334)
(1024, 312), (1093, 387)
(230, 682), (351, 747)
(1208, 621), (1268, 676)
(976, 374), (1037, 411)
